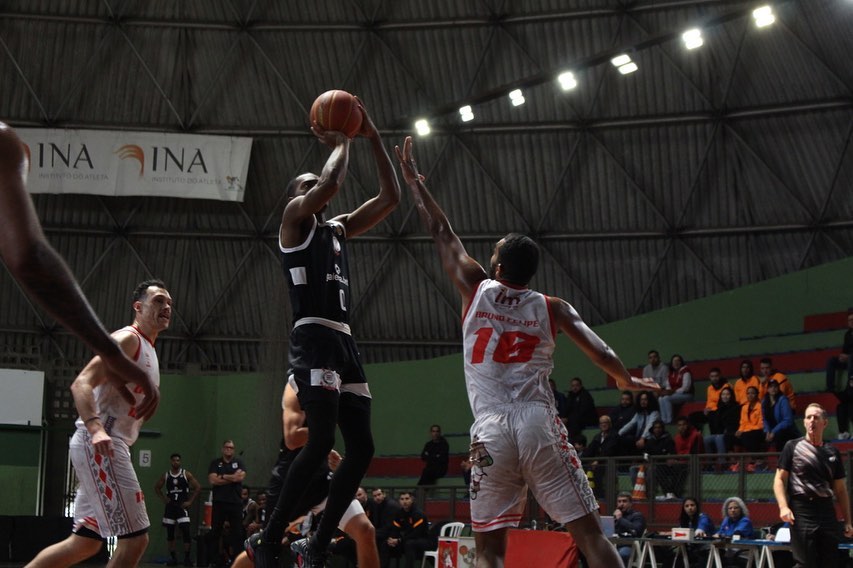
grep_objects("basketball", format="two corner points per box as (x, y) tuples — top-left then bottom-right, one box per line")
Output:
(309, 90), (363, 138)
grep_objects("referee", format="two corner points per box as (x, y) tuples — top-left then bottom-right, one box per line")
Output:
(774, 403), (853, 567)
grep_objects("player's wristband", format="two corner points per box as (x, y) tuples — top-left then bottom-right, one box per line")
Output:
(84, 416), (101, 424)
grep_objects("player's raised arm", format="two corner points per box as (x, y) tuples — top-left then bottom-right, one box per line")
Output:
(335, 99), (401, 239)
(548, 296), (660, 392)
(0, 124), (158, 417)
(395, 136), (487, 303)
(280, 131), (350, 243)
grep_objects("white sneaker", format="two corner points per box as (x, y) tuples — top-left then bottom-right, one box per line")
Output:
(655, 494), (669, 501)
(839, 432), (850, 440)
(666, 492), (677, 500)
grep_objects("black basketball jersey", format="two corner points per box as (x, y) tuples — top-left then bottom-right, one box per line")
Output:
(165, 469), (190, 503)
(280, 218), (351, 325)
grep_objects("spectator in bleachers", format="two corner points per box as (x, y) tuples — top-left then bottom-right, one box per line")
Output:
(565, 376), (598, 437)
(644, 419), (680, 500)
(695, 367), (730, 432)
(548, 378), (569, 426)
(619, 391), (660, 452)
(705, 386), (740, 471)
(834, 375), (853, 439)
(383, 491), (431, 568)
(660, 417), (704, 500)
(825, 311), (853, 392)
(659, 354), (694, 424)
(613, 492), (646, 566)
(713, 497), (755, 567)
(733, 359), (761, 406)
(584, 415), (620, 497)
(571, 434), (588, 456)
(417, 424), (449, 486)
(610, 391), (636, 454)
(759, 357), (796, 411)
(367, 488), (400, 554)
(734, 386), (766, 471)
(643, 350), (671, 394)
(762, 379), (799, 451)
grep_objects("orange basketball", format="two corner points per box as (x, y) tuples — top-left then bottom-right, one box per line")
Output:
(309, 90), (363, 138)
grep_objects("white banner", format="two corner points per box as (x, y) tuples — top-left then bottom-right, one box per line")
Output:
(18, 128), (252, 202)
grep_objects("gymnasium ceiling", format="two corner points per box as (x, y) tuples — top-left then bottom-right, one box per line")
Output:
(1, 0), (852, 384)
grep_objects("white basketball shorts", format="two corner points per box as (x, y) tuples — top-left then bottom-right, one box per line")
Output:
(468, 402), (597, 531)
(69, 429), (150, 538)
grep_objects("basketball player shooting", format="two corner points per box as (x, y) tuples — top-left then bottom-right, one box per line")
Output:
(247, 96), (400, 568)
(395, 136), (659, 568)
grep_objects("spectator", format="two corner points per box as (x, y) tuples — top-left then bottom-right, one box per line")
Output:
(619, 391), (660, 452)
(153, 452), (201, 567)
(613, 492), (646, 566)
(670, 416), (703, 497)
(565, 377), (598, 437)
(759, 357), (796, 411)
(734, 386), (765, 472)
(246, 491), (267, 535)
(241, 486), (258, 542)
(734, 360), (761, 406)
(705, 386), (740, 471)
(610, 391), (636, 434)
(460, 458), (473, 489)
(207, 439), (247, 567)
(585, 415), (620, 498)
(355, 487), (369, 510)
(643, 350), (671, 394)
(674, 497), (715, 567)
(571, 434), (588, 456)
(825, 311), (853, 392)
(835, 375), (853, 439)
(417, 425), (449, 486)
(383, 491), (431, 568)
(643, 420), (680, 500)
(549, 378), (569, 425)
(367, 488), (400, 554)
(762, 379), (799, 451)
(703, 368), (729, 417)
(713, 496), (754, 567)
(680, 496), (714, 537)
(659, 354), (694, 424)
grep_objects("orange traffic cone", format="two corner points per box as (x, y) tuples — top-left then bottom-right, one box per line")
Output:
(632, 465), (647, 500)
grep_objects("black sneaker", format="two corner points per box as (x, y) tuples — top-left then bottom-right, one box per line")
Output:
(245, 532), (279, 568)
(290, 537), (328, 568)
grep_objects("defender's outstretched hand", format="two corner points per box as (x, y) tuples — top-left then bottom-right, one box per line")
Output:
(395, 136), (425, 185)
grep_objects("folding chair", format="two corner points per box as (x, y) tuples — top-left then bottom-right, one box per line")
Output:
(421, 522), (466, 567)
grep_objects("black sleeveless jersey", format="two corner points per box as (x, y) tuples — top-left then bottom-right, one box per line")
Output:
(280, 218), (351, 325)
(165, 469), (190, 503)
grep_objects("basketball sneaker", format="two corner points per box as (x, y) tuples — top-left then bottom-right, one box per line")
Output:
(290, 537), (328, 568)
(244, 532), (279, 568)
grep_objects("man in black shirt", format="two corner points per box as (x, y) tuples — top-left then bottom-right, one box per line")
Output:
(774, 403), (853, 567)
(417, 425), (449, 486)
(826, 311), (853, 392)
(250, 101), (400, 568)
(208, 440), (247, 567)
(383, 492), (430, 568)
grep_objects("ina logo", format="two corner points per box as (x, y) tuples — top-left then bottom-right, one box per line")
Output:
(116, 144), (144, 177)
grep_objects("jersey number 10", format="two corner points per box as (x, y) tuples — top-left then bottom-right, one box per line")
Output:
(470, 327), (540, 364)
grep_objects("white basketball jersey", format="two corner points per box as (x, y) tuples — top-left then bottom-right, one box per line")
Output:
(462, 279), (556, 416)
(74, 325), (160, 446)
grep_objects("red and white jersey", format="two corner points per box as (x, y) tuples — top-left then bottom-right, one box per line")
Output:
(462, 279), (556, 416)
(74, 325), (160, 446)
